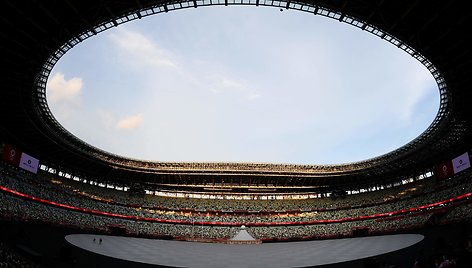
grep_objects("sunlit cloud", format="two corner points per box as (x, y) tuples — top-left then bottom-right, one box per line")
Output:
(116, 113), (144, 130)
(46, 72), (83, 119)
(47, 72), (82, 105)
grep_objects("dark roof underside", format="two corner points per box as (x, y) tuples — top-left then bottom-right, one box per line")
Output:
(1, 0), (471, 192)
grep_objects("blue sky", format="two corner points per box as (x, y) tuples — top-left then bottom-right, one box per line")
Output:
(46, 6), (439, 165)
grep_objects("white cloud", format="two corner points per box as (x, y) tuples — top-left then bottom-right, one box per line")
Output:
(46, 72), (83, 120)
(116, 113), (144, 130)
(109, 29), (177, 69)
(96, 109), (115, 129)
(47, 72), (82, 105)
(401, 71), (437, 122)
(248, 93), (261, 100)
(209, 75), (260, 100)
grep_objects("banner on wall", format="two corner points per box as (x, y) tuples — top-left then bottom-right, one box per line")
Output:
(19, 152), (39, 174)
(2, 144), (22, 167)
(2, 144), (40, 174)
(433, 160), (454, 180)
(452, 152), (471, 174)
(434, 151), (471, 180)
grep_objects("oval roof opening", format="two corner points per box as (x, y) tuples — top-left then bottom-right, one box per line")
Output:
(46, 6), (439, 165)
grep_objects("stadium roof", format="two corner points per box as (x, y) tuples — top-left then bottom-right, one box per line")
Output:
(1, 0), (471, 192)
